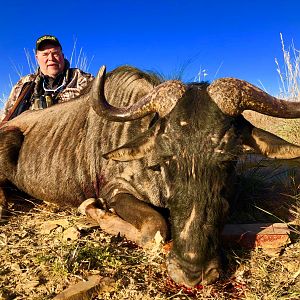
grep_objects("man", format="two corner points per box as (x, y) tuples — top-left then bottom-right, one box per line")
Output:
(1, 35), (94, 122)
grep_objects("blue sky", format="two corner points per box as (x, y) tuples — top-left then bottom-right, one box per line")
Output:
(0, 0), (300, 105)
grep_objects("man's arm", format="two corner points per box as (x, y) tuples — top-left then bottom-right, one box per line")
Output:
(0, 81), (24, 122)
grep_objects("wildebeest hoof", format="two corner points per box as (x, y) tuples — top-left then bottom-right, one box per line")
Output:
(78, 198), (105, 216)
(139, 230), (165, 249)
(138, 217), (168, 246)
(78, 198), (97, 215)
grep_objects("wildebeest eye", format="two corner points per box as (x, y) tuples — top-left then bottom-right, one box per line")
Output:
(148, 164), (161, 172)
(148, 113), (159, 128)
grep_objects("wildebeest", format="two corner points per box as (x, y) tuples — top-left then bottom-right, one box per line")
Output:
(1, 65), (300, 287)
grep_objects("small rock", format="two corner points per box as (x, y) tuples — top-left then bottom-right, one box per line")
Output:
(62, 227), (80, 241)
(40, 223), (59, 235)
(53, 275), (115, 300)
(23, 280), (40, 289)
(40, 219), (70, 235)
(78, 198), (97, 216)
(54, 219), (70, 228)
(75, 217), (99, 231)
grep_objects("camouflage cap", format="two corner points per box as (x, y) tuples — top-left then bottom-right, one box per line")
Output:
(36, 35), (62, 52)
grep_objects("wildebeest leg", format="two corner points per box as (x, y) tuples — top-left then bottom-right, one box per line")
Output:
(79, 195), (168, 247)
(80, 199), (142, 245)
(0, 185), (7, 220)
(109, 193), (168, 246)
(244, 127), (300, 159)
(0, 127), (24, 220)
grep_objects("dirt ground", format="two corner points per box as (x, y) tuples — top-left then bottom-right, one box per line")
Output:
(0, 113), (300, 299)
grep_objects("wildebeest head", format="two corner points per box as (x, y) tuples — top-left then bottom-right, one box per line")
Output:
(93, 66), (300, 286)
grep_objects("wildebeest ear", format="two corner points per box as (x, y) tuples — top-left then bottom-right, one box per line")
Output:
(103, 122), (161, 162)
(244, 127), (300, 159)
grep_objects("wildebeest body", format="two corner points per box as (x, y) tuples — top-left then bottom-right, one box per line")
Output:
(2, 68), (165, 206)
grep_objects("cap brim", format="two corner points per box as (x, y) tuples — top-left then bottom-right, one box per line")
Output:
(36, 40), (61, 51)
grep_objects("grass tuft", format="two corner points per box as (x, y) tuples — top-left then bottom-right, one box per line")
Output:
(275, 33), (300, 101)
(69, 37), (94, 72)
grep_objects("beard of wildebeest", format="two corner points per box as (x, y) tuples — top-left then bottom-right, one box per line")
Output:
(161, 84), (238, 286)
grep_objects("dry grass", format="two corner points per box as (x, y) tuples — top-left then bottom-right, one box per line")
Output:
(275, 33), (300, 101)
(0, 185), (299, 300)
(69, 37), (94, 73)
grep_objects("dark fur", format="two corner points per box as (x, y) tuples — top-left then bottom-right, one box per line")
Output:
(0, 127), (24, 175)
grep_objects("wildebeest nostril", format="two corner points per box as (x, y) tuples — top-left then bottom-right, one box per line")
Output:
(166, 255), (221, 287)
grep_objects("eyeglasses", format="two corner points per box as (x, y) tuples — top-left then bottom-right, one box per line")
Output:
(38, 50), (63, 59)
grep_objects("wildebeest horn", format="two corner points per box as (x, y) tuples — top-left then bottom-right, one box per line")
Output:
(91, 66), (187, 121)
(207, 78), (300, 118)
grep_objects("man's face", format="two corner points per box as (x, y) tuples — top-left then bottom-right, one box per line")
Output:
(36, 43), (65, 77)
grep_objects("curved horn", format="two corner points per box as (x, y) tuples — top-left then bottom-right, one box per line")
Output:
(91, 66), (186, 121)
(207, 78), (300, 118)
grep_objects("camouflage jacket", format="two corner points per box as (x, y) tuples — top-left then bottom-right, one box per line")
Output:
(1, 63), (94, 121)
